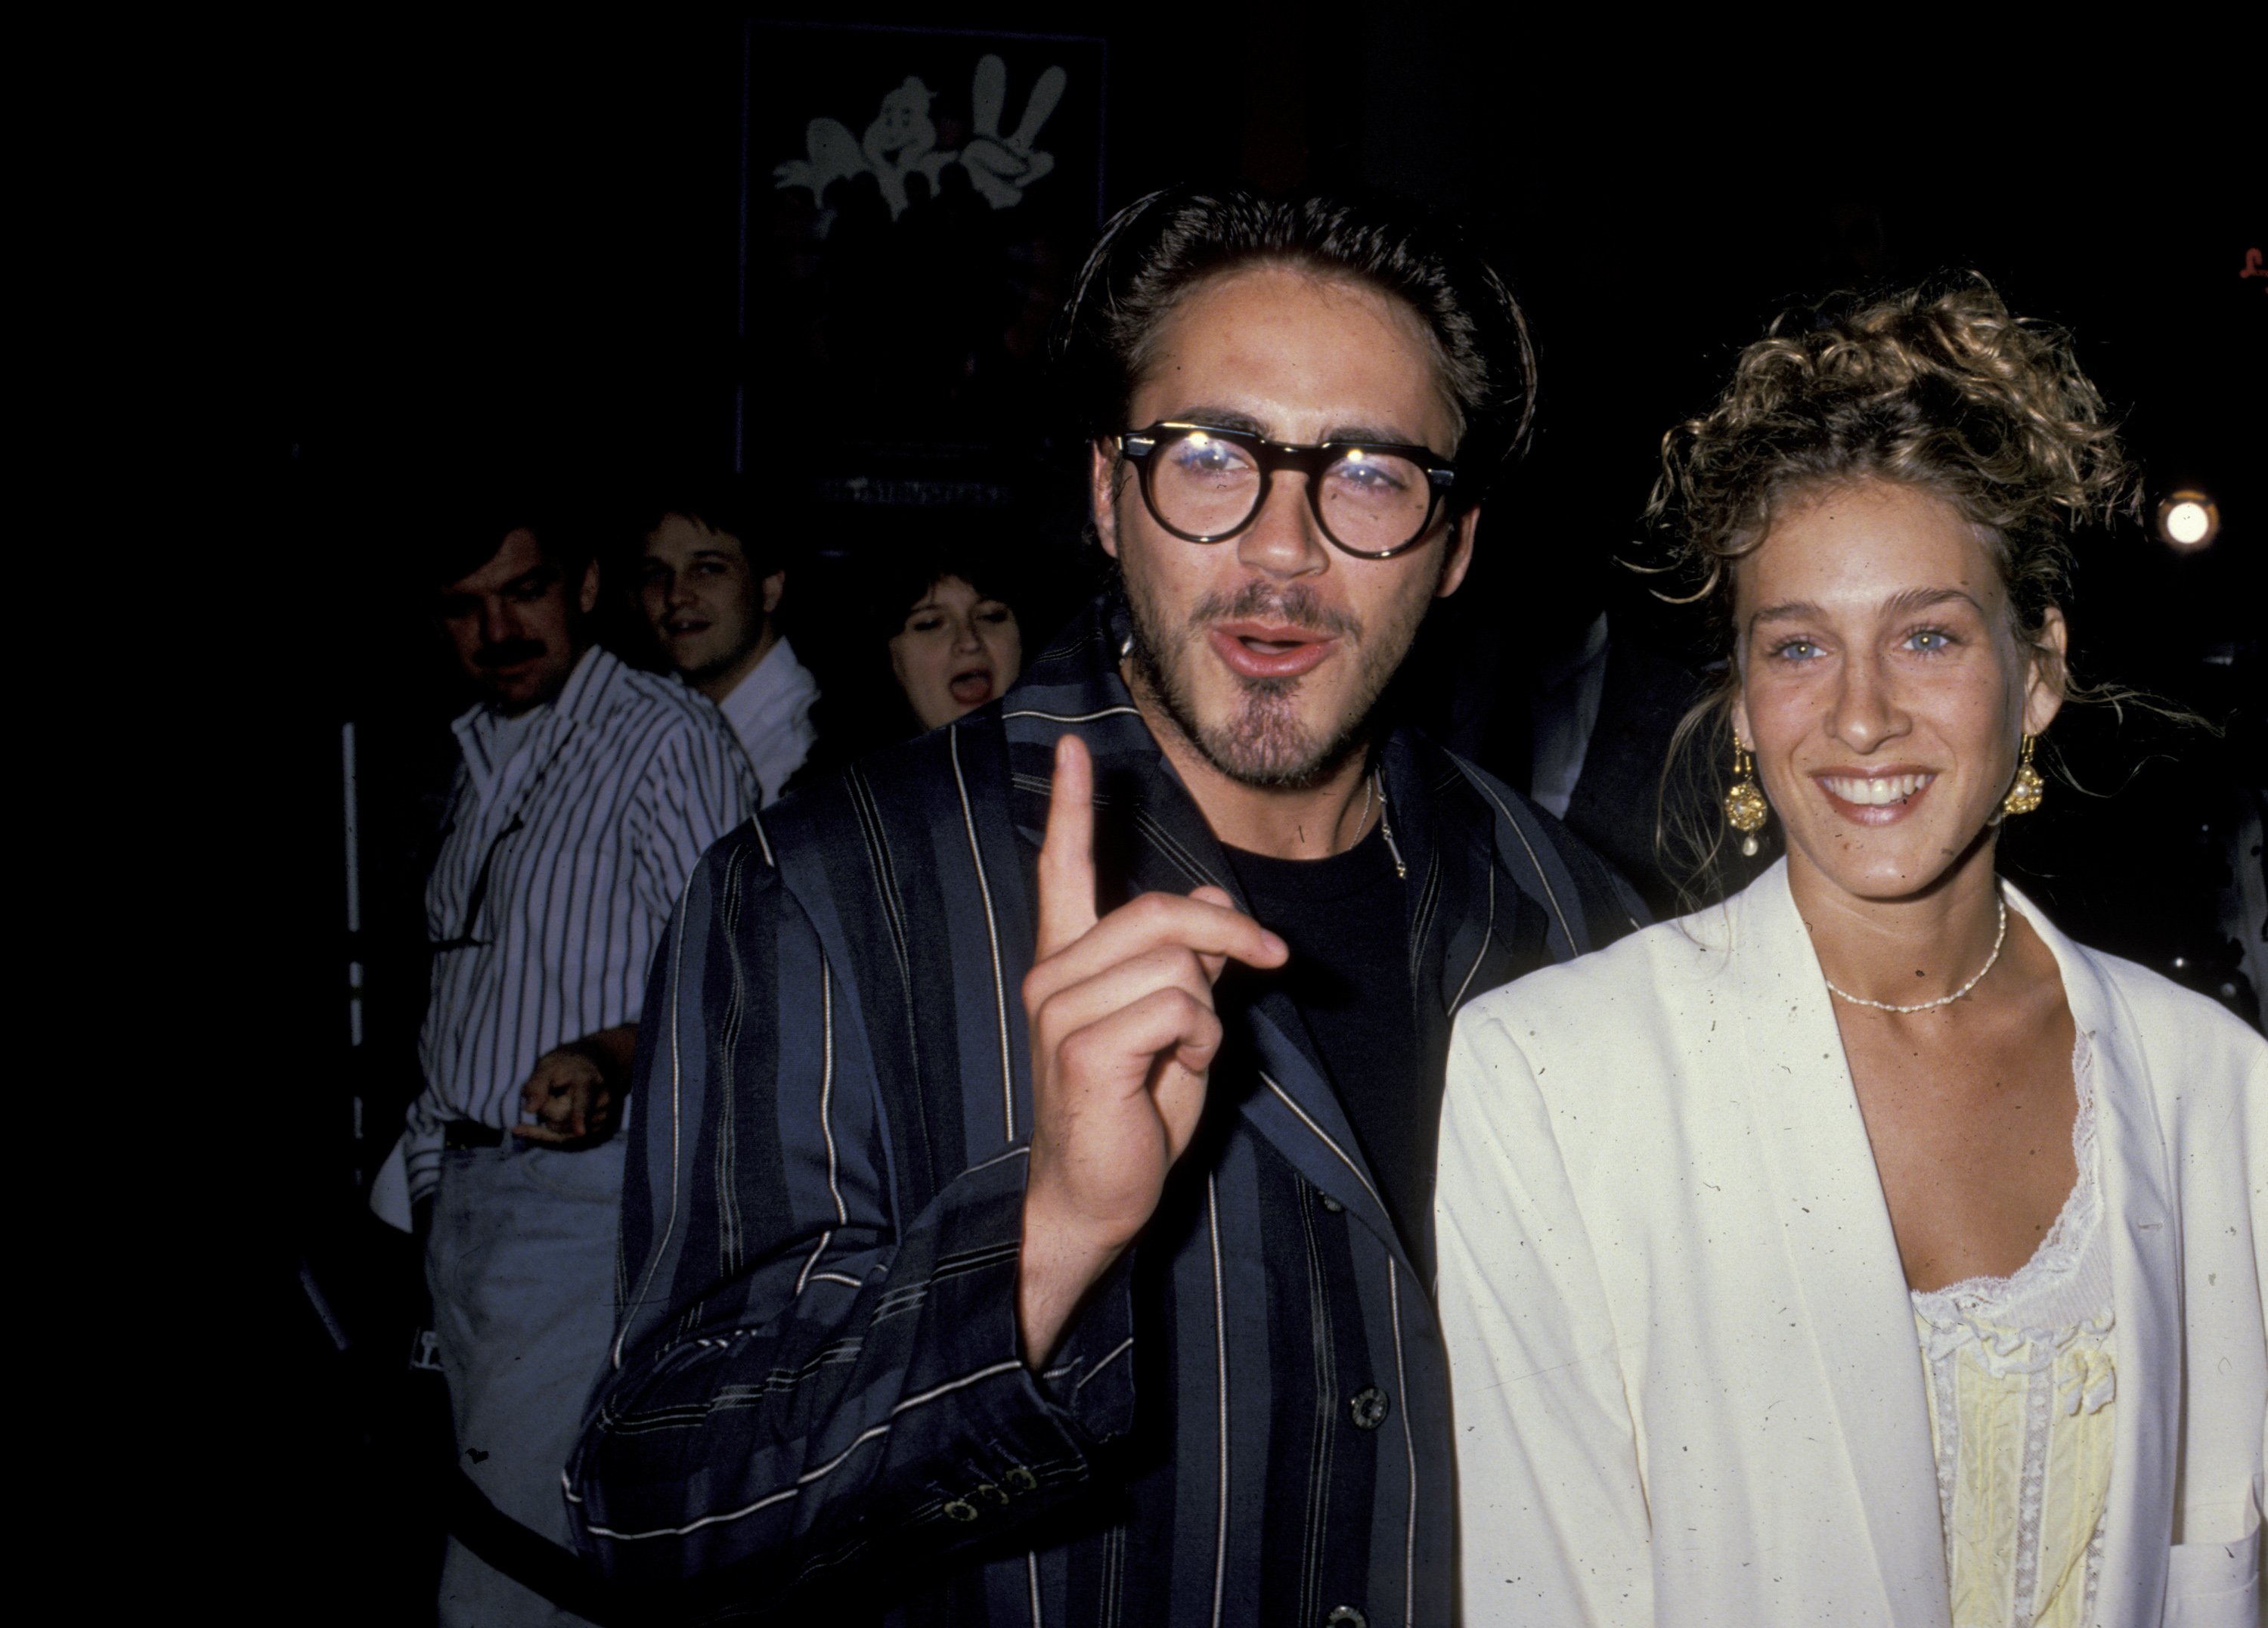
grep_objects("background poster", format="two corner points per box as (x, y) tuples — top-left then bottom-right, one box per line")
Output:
(742, 22), (1108, 494)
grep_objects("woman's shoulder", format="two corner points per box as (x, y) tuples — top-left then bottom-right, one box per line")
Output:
(2004, 896), (2266, 1164)
(1480, 882), (1763, 994)
(2011, 889), (2261, 1059)
(1458, 893), (1754, 1053)
(2077, 934), (2243, 1016)
(2058, 932), (2268, 1074)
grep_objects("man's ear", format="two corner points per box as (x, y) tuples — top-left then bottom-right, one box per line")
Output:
(1435, 507), (1479, 599)
(761, 570), (787, 617)
(1089, 441), (1123, 560)
(577, 557), (601, 616)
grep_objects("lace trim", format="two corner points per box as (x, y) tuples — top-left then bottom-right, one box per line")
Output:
(2078, 1505), (2108, 1626)
(2009, 1342), (2057, 1624)
(1913, 1031), (2099, 1325)
(1911, 1031), (2115, 1628)
(1917, 1312), (2116, 1395)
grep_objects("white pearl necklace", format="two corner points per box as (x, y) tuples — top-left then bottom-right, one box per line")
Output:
(1823, 894), (2007, 1013)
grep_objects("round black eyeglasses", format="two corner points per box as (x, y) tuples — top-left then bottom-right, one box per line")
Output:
(1116, 422), (1458, 560)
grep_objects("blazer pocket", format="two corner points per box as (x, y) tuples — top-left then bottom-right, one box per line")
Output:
(2165, 1520), (2262, 1628)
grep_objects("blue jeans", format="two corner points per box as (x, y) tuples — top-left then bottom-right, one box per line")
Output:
(426, 1138), (624, 1628)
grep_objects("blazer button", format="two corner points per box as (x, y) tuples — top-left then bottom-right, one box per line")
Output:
(975, 1482), (1009, 1506)
(943, 1499), (978, 1522)
(1005, 1465), (1038, 1493)
(1318, 1192), (1344, 1213)
(1325, 1608), (1368, 1628)
(1347, 1385), (1390, 1431)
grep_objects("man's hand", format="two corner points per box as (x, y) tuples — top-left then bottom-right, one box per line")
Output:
(514, 1025), (637, 1148)
(1016, 735), (1287, 1367)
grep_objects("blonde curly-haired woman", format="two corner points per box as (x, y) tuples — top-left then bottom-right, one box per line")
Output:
(1436, 279), (2265, 1628)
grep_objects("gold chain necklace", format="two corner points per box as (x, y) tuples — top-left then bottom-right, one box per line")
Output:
(1348, 769), (1406, 879)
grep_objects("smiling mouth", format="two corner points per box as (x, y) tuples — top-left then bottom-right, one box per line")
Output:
(1814, 771), (1939, 826)
(665, 618), (711, 637)
(1820, 772), (1935, 805)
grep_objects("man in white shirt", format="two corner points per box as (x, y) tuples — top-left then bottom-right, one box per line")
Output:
(636, 486), (820, 805)
(387, 503), (756, 1626)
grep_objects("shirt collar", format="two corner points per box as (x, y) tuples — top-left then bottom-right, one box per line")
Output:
(451, 644), (614, 782)
(715, 636), (816, 736)
(552, 643), (619, 725)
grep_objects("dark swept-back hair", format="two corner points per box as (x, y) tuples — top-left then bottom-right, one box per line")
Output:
(1052, 188), (1538, 507)
(1643, 272), (2145, 904)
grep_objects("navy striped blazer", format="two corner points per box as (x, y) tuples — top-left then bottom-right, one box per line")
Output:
(570, 600), (1643, 1625)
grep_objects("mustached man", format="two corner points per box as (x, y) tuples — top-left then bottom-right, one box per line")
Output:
(380, 494), (754, 1626)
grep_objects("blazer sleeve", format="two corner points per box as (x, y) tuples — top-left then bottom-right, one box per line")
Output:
(1436, 1000), (1653, 1628)
(565, 826), (1135, 1595)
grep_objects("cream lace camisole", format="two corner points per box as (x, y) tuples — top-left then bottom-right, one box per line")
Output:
(1912, 1032), (2114, 1628)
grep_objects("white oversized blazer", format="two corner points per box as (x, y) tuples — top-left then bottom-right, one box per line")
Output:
(1437, 861), (2265, 1627)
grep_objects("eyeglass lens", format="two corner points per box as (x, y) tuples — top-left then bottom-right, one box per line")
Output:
(1148, 429), (1433, 554)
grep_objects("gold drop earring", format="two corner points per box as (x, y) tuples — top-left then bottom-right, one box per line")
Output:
(1998, 733), (2045, 820)
(1724, 741), (1768, 858)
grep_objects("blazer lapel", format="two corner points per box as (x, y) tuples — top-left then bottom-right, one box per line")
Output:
(2009, 889), (2177, 1623)
(1731, 864), (1952, 1623)
(999, 666), (1397, 1246)
(1117, 768), (1398, 1245)
(1240, 997), (1400, 1241)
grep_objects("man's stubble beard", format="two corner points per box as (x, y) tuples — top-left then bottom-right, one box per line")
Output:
(1120, 561), (1435, 793)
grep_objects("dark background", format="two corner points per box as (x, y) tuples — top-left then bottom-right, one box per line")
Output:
(262, 13), (2261, 1617)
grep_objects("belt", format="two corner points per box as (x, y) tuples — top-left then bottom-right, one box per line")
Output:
(443, 1120), (506, 1151)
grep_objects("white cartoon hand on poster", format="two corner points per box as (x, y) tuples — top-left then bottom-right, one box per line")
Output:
(960, 55), (1067, 209)
(773, 54), (1064, 225)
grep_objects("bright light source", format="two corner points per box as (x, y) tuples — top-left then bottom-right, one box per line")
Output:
(2155, 489), (2220, 550)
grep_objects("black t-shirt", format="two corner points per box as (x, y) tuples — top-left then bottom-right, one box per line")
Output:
(1224, 823), (1430, 1272)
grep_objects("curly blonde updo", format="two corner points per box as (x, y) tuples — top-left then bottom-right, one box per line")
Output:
(1649, 273), (2138, 665)
(1646, 274), (2143, 896)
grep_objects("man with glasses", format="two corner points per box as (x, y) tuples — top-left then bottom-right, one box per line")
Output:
(572, 191), (1640, 1623)
(379, 496), (754, 1626)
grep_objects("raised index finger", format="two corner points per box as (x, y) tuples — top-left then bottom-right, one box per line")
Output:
(1036, 733), (1099, 958)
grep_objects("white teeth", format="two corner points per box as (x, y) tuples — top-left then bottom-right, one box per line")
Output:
(1820, 773), (1932, 805)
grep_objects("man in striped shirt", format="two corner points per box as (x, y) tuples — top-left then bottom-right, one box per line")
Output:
(572, 191), (1643, 1624)
(386, 503), (756, 1626)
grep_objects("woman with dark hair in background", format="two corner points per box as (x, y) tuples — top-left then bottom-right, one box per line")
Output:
(776, 538), (1030, 800)
(883, 546), (1024, 733)
(1436, 278), (2264, 1626)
